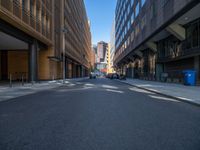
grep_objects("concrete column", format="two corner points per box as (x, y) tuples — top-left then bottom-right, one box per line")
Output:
(29, 40), (38, 82)
(72, 63), (76, 78)
(194, 56), (199, 81)
(131, 67), (134, 78)
(82, 66), (85, 77)
(80, 65), (83, 77)
(78, 65), (81, 77)
(63, 57), (67, 79)
(65, 59), (68, 79)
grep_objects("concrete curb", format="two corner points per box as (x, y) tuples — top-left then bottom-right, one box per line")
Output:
(117, 80), (200, 107)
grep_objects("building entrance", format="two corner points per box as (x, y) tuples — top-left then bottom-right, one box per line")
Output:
(0, 31), (29, 82)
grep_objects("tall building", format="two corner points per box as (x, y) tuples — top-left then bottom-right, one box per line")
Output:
(92, 45), (98, 64)
(0, 0), (91, 82)
(96, 41), (108, 73)
(114, 0), (200, 83)
(61, 0), (92, 78)
(110, 19), (116, 73)
(90, 46), (96, 71)
(97, 41), (108, 63)
(107, 43), (111, 73)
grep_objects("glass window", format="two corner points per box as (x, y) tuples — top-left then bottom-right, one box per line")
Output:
(186, 20), (200, 49)
(131, 0), (134, 6)
(135, 23), (140, 36)
(131, 12), (135, 24)
(135, 2), (140, 17)
(131, 30), (135, 42)
(150, 2), (156, 19)
(141, 14), (146, 29)
(141, 0), (146, 7)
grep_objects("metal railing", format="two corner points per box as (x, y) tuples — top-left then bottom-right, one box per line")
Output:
(157, 42), (200, 62)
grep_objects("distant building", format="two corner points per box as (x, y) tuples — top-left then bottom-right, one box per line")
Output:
(92, 45), (98, 63)
(90, 46), (96, 71)
(97, 41), (108, 63)
(110, 20), (116, 73)
(95, 41), (108, 74)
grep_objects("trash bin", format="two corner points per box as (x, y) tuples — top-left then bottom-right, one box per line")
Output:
(183, 70), (196, 86)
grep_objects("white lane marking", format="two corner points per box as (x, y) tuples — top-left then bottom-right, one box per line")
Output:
(102, 85), (119, 89)
(106, 89), (124, 94)
(129, 87), (154, 94)
(149, 95), (179, 102)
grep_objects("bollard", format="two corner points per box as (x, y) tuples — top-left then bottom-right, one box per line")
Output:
(9, 74), (12, 88)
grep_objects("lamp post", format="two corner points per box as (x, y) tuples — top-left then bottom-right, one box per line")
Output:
(62, 28), (68, 84)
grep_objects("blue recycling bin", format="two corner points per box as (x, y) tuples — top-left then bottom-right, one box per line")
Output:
(183, 70), (196, 86)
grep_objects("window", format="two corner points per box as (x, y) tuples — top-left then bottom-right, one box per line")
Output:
(186, 20), (200, 49)
(161, 0), (169, 7)
(150, 2), (156, 19)
(131, 30), (135, 42)
(131, 0), (134, 6)
(141, 0), (146, 7)
(30, 0), (34, 16)
(131, 12), (135, 24)
(135, 23), (140, 36)
(135, 2), (140, 17)
(141, 14), (146, 29)
(128, 4), (130, 15)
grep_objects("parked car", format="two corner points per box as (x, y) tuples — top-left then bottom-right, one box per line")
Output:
(106, 73), (113, 79)
(119, 74), (126, 80)
(89, 73), (96, 79)
(111, 73), (119, 79)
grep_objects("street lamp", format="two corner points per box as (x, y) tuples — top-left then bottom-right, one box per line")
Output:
(62, 28), (68, 84)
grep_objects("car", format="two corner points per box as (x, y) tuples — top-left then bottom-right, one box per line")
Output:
(106, 73), (113, 79)
(119, 74), (126, 80)
(111, 73), (119, 79)
(89, 73), (96, 79)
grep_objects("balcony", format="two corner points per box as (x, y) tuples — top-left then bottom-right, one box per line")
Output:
(157, 41), (200, 62)
(0, 0), (51, 41)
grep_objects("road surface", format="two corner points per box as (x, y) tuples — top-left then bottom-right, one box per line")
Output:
(0, 78), (200, 150)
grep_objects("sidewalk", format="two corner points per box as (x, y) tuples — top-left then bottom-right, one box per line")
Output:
(118, 79), (200, 106)
(0, 77), (88, 102)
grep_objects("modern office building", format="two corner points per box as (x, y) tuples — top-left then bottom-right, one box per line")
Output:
(90, 47), (96, 71)
(0, 0), (91, 82)
(107, 43), (112, 73)
(92, 45), (98, 65)
(97, 41), (108, 63)
(96, 41), (108, 73)
(114, 0), (200, 83)
(110, 20), (116, 73)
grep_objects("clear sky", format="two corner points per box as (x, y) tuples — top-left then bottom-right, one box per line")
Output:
(84, 0), (116, 45)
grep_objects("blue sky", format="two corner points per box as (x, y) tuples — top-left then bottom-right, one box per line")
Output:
(84, 0), (116, 45)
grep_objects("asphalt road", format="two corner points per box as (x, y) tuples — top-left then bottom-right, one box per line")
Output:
(0, 78), (200, 150)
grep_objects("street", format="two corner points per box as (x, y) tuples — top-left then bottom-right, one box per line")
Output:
(0, 78), (200, 150)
